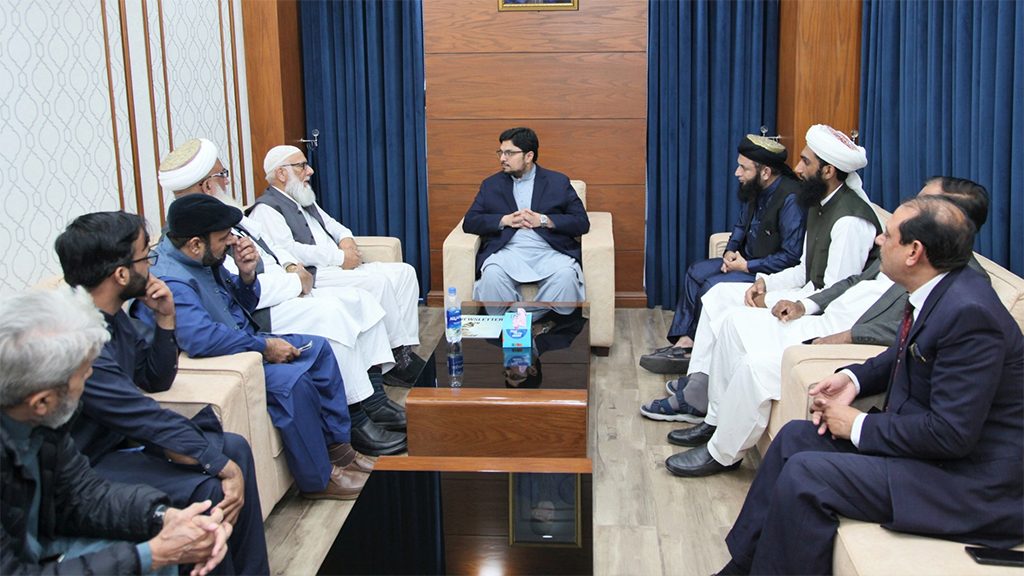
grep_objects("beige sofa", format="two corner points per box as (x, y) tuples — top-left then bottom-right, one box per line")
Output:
(731, 226), (1024, 573)
(442, 180), (615, 354)
(33, 236), (402, 519)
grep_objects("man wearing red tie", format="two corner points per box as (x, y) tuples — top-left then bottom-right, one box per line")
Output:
(715, 196), (1024, 575)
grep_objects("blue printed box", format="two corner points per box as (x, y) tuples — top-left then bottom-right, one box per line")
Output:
(502, 311), (532, 348)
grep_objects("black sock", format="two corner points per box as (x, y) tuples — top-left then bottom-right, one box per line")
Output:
(363, 388), (389, 412)
(349, 403), (369, 427)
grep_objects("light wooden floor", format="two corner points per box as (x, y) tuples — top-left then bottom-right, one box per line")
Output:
(264, 306), (759, 575)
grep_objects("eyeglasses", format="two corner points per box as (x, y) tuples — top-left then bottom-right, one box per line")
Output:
(496, 149), (524, 159)
(280, 161), (310, 171)
(129, 251), (159, 266)
(199, 168), (230, 186)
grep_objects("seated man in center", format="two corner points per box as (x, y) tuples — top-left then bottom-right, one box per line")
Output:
(463, 127), (590, 305)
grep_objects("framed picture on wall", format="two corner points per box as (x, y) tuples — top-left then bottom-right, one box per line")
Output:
(498, 0), (579, 12)
(509, 472), (582, 547)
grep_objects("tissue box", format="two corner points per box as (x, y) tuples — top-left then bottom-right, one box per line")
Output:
(503, 348), (532, 368)
(502, 311), (532, 348)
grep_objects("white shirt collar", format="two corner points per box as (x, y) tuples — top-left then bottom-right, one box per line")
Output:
(908, 271), (949, 321)
(512, 165), (537, 184)
(820, 184), (844, 206)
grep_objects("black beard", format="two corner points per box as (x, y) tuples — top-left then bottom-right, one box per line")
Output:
(202, 246), (227, 269)
(118, 266), (148, 300)
(737, 177), (764, 203)
(796, 170), (829, 208)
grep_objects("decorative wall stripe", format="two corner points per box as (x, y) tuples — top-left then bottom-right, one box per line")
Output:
(101, 0), (126, 210)
(227, 0), (248, 205)
(217, 0), (236, 202)
(118, 0), (145, 219)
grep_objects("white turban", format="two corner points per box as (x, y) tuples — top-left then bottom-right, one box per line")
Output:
(804, 124), (872, 209)
(264, 145), (303, 176)
(158, 138), (218, 191)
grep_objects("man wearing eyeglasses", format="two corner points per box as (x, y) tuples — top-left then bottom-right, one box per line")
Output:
(54, 211), (269, 575)
(247, 146), (424, 376)
(462, 127), (590, 305)
(159, 139), (408, 456)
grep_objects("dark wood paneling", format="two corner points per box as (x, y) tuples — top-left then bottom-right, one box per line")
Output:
(616, 250), (644, 293)
(427, 120), (646, 185)
(425, 53), (647, 120)
(444, 535), (593, 576)
(406, 389), (588, 458)
(586, 185), (644, 250)
(777, 0), (862, 162)
(442, 475), (509, 536)
(424, 0), (646, 54)
(241, 0), (305, 189)
(428, 185), (479, 249)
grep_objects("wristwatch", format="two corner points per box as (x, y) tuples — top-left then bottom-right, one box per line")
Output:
(539, 215), (549, 228)
(149, 504), (168, 536)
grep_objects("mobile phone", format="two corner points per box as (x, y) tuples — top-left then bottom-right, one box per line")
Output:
(965, 546), (1024, 567)
(298, 341), (313, 352)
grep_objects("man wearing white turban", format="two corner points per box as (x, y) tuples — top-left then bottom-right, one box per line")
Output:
(157, 139), (408, 455)
(247, 145), (423, 372)
(641, 125), (881, 434)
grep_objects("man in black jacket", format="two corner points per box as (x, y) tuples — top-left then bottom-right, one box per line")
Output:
(54, 211), (269, 574)
(1, 288), (231, 575)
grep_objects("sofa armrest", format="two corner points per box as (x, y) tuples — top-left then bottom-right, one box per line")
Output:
(708, 232), (731, 259)
(354, 236), (401, 264)
(442, 218), (480, 299)
(582, 212), (615, 345)
(776, 344), (887, 431)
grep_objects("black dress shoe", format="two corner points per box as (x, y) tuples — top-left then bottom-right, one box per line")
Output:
(639, 346), (692, 374)
(667, 422), (716, 447)
(350, 419), (407, 456)
(665, 444), (741, 477)
(382, 363), (420, 388)
(365, 398), (407, 431)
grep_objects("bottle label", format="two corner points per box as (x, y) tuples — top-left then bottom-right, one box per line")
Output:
(447, 354), (463, 375)
(446, 308), (461, 330)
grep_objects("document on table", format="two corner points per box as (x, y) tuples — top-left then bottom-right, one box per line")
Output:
(461, 315), (503, 338)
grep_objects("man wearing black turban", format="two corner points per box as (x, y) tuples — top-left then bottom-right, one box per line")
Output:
(639, 135), (807, 422)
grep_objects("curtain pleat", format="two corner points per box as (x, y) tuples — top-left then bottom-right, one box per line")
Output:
(645, 0), (780, 308)
(300, 0), (431, 297)
(860, 0), (1023, 276)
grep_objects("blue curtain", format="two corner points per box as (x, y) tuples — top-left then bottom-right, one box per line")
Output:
(860, 0), (1023, 276)
(300, 0), (431, 297)
(645, 0), (780, 308)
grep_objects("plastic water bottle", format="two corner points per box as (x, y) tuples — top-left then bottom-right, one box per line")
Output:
(445, 287), (463, 387)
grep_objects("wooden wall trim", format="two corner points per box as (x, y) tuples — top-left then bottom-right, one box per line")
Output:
(777, 0), (862, 163)
(240, 0), (304, 192)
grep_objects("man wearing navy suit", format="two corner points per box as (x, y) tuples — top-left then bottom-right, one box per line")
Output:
(463, 127), (590, 304)
(717, 196), (1024, 575)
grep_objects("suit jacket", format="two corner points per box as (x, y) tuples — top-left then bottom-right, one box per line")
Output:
(847, 266), (1023, 546)
(811, 257), (989, 346)
(463, 165), (590, 277)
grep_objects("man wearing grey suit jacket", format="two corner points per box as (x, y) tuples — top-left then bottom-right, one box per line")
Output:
(663, 177), (991, 477)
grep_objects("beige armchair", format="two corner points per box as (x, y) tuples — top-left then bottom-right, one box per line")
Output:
(442, 180), (615, 354)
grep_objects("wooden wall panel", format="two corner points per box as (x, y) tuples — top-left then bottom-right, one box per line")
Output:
(426, 53), (646, 120)
(427, 120), (645, 185)
(424, 0), (648, 307)
(424, 0), (645, 54)
(241, 0), (305, 189)
(777, 0), (862, 163)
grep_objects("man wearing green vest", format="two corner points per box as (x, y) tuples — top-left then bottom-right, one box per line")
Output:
(642, 125), (882, 424)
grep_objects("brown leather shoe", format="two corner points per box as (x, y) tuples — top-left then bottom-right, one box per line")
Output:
(327, 443), (376, 473)
(301, 465), (366, 500)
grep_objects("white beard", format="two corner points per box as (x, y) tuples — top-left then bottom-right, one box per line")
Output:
(210, 183), (245, 210)
(285, 172), (317, 207)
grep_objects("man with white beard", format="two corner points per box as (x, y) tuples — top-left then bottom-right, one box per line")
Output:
(158, 139), (407, 455)
(246, 146), (423, 373)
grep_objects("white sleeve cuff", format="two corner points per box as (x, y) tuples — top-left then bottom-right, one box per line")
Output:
(840, 368), (861, 394)
(800, 298), (821, 315)
(851, 413), (867, 448)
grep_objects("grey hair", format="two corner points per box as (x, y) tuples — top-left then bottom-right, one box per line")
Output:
(0, 287), (110, 407)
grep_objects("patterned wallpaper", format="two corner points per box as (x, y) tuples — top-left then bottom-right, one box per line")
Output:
(0, 0), (253, 294)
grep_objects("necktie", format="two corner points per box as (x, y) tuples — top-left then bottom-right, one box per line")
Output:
(883, 301), (915, 411)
